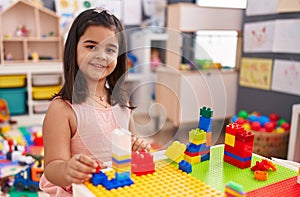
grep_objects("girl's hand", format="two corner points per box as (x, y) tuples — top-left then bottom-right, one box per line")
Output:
(64, 154), (98, 184)
(131, 136), (151, 152)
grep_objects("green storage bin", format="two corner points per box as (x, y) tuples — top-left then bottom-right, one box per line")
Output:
(0, 88), (27, 115)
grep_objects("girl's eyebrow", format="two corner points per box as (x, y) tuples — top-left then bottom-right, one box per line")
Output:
(83, 40), (118, 49)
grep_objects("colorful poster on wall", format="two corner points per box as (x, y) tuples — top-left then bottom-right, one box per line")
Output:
(243, 20), (276, 53)
(246, 0), (279, 16)
(273, 19), (300, 54)
(277, 0), (300, 13)
(272, 59), (300, 96)
(239, 57), (273, 90)
(55, 0), (96, 33)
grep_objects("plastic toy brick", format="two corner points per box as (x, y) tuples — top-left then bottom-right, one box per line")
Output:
(225, 133), (235, 147)
(235, 130), (254, 143)
(226, 123), (244, 135)
(251, 159), (277, 171)
(184, 154), (200, 164)
(225, 181), (246, 197)
(131, 151), (155, 176)
(200, 106), (213, 118)
(254, 170), (268, 181)
(184, 150), (201, 157)
(90, 171), (108, 186)
(224, 154), (251, 169)
(178, 160), (192, 174)
(206, 132), (212, 146)
(189, 128), (206, 143)
(164, 141), (186, 163)
(186, 143), (204, 153)
(224, 140), (253, 158)
(199, 116), (212, 132)
(200, 153), (210, 162)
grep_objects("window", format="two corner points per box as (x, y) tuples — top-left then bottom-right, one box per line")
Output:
(194, 30), (238, 68)
(196, 0), (247, 9)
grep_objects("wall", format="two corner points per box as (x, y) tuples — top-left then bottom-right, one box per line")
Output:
(236, 10), (300, 121)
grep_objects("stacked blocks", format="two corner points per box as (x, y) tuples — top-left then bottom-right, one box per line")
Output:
(184, 106), (213, 164)
(131, 150), (155, 176)
(224, 123), (254, 169)
(225, 181), (246, 197)
(90, 128), (134, 190)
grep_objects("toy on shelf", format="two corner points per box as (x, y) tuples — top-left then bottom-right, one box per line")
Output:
(0, 99), (11, 133)
(225, 181), (246, 197)
(224, 123), (254, 169)
(232, 110), (290, 158)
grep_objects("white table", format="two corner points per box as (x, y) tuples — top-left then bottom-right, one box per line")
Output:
(287, 104), (300, 162)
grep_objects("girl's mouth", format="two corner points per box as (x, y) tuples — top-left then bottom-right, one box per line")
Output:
(90, 63), (107, 69)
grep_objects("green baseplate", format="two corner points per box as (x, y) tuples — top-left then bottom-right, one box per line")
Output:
(170, 145), (297, 193)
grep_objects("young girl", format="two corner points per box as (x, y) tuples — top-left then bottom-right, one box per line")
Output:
(40, 7), (151, 196)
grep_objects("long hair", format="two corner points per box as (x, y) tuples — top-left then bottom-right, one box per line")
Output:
(57, 8), (132, 108)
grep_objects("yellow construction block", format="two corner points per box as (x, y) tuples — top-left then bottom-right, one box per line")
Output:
(184, 154), (200, 164)
(225, 133), (235, 147)
(164, 141), (186, 163)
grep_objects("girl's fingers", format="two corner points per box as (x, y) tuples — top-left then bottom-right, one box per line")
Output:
(75, 154), (98, 169)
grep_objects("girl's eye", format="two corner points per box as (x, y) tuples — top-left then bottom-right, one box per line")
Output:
(106, 48), (116, 54)
(86, 45), (96, 50)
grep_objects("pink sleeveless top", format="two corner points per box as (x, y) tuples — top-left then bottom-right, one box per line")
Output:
(39, 99), (131, 196)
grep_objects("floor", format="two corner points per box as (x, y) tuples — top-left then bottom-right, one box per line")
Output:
(133, 113), (228, 151)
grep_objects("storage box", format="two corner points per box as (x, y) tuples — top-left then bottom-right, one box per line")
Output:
(32, 74), (61, 86)
(33, 101), (50, 114)
(32, 85), (61, 100)
(0, 75), (26, 88)
(0, 88), (27, 115)
(252, 130), (289, 159)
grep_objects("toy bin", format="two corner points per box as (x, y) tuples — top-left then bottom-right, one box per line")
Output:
(252, 131), (289, 159)
(32, 74), (61, 86)
(0, 87), (27, 115)
(32, 85), (61, 100)
(0, 75), (26, 88)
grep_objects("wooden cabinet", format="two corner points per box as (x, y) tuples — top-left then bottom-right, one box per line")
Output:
(156, 68), (237, 127)
(0, 0), (62, 63)
(155, 3), (242, 126)
(0, 1), (63, 124)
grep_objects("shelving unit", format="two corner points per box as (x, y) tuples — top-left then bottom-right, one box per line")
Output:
(0, 1), (63, 124)
(156, 3), (243, 127)
(0, 0), (62, 63)
(129, 30), (167, 114)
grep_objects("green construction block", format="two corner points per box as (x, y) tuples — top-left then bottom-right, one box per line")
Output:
(189, 128), (206, 142)
(200, 106), (213, 118)
(9, 187), (38, 197)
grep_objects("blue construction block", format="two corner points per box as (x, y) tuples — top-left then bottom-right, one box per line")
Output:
(178, 160), (192, 174)
(186, 143), (202, 153)
(198, 117), (212, 132)
(90, 171), (108, 186)
(201, 153), (210, 162)
(115, 171), (131, 180)
(101, 177), (134, 190)
(224, 151), (252, 162)
(112, 157), (131, 164)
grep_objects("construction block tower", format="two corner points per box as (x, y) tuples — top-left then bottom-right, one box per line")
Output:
(184, 106), (213, 164)
(224, 123), (254, 169)
(112, 128), (133, 181)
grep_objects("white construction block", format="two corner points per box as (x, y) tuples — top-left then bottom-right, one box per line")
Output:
(112, 128), (131, 156)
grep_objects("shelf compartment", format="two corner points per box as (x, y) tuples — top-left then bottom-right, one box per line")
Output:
(0, 74), (26, 88)
(27, 41), (61, 61)
(0, 87), (27, 115)
(32, 85), (61, 100)
(38, 8), (60, 37)
(2, 41), (25, 62)
(1, 1), (36, 37)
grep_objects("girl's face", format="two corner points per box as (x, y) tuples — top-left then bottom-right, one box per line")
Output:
(77, 25), (119, 83)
